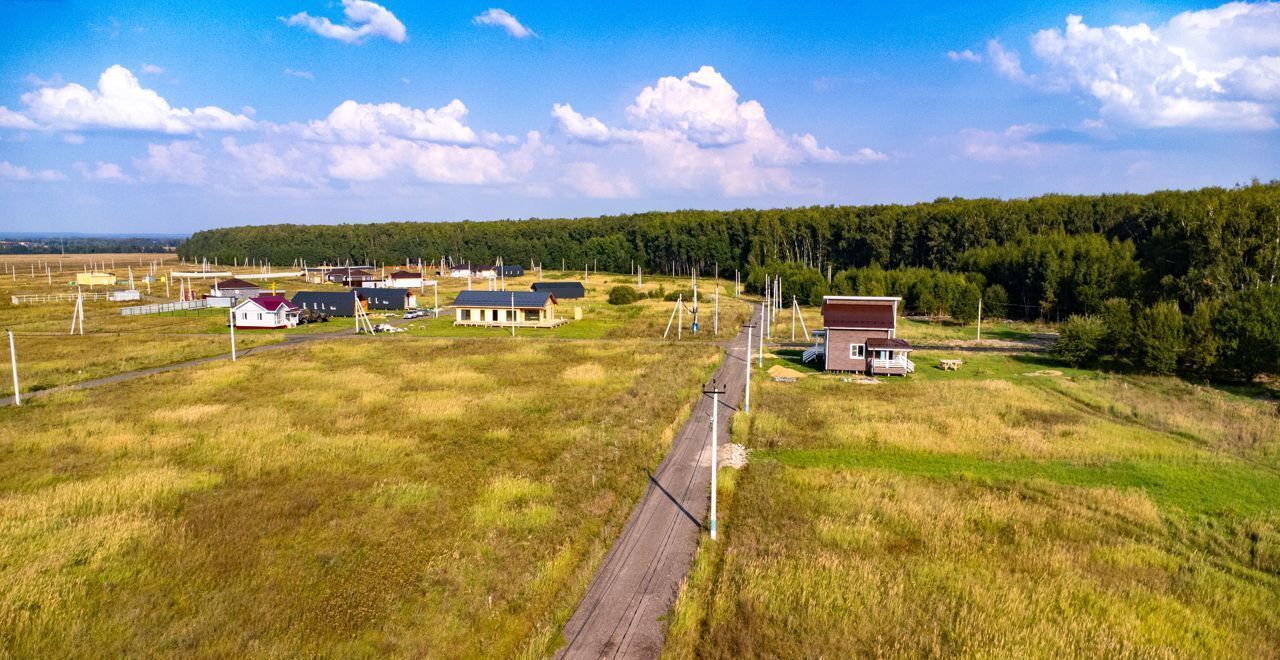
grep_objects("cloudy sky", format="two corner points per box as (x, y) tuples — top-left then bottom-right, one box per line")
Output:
(1, 1), (1277, 233)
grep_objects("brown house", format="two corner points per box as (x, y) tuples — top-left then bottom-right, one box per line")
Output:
(808, 296), (915, 376)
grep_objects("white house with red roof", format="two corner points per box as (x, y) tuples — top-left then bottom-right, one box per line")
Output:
(232, 295), (301, 329)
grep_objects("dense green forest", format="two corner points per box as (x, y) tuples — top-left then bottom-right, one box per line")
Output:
(183, 183), (1279, 318)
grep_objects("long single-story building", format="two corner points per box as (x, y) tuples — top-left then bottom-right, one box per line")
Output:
(805, 296), (915, 376)
(496, 265), (525, 278)
(451, 290), (563, 328)
(232, 295), (300, 329)
(354, 287), (417, 310)
(292, 290), (367, 316)
(210, 277), (262, 299)
(76, 272), (117, 286)
(530, 281), (585, 300)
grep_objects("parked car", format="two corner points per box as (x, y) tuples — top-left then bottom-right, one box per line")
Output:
(298, 308), (330, 324)
(403, 310), (426, 319)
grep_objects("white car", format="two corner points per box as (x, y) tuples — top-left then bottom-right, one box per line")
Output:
(403, 310), (425, 319)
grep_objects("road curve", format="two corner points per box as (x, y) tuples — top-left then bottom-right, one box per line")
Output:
(557, 306), (754, 659)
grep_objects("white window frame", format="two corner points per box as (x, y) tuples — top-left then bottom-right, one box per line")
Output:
(850, 343), (865, 359)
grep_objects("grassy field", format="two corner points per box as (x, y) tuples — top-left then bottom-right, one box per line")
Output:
(665, 351), (1280, 658)
(0, 335), (720, 657)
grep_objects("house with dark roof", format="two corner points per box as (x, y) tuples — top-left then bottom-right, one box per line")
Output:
(292, 290), (367, 317)
(211, 277), (263, 299)
(354, 287), (417, 310)
(530, 281), (585, 300)
(384, 270), (424, 288)
(496, 265), (524, 278)
(232, 295), (300, 329)
(325, 268), (378, 287)
(451, 290), (563, 328)
(808, 296), (914, 375)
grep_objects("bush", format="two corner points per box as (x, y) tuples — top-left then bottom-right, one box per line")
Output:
(1098, 298), (1134, 360)
(982, 284), (1008, 318)
(1053, 315), (1106, 366)
(664, 288), (693, 302)
(607, 285), (641, 305)
(1182, 301), (1220, 376)
(1133, 301), (1185, 375)
(1215, 285), (1280, 380)
(952, 284), (982, 323)
(647, 284), (666, 299)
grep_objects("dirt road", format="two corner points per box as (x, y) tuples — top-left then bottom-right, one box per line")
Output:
(557, 307), (754, 659)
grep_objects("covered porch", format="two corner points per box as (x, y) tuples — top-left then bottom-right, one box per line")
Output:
(867, 337), (915, 376)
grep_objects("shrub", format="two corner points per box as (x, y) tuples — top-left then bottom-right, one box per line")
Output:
(952, 284), (982, 323)
(982, 284), (1008, 318)
(1215, 285), (1280, 380)
(664, 288), (693, 302)
(1098, 298), (1134, 360)
(1182, 301), (1220, 376)
(1053, 315), (1106, 366)
(1134, 301), (1185, 375)
(607, 285), (641, 305)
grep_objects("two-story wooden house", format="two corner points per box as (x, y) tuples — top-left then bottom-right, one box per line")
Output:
(806, 296), (915, 376)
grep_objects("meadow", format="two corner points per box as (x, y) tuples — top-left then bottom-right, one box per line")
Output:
(665, 351), (1280, 658)
(0, 335), (720, 657)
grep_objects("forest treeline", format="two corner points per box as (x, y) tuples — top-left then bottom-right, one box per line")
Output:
(182, 183), (1280, 322)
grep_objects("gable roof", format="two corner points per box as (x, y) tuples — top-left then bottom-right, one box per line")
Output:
(388, 270), (420, 279)
(216, 277), (260, 290)
(530, 281), (585, 299)
(235, 295), (298, 312)
(866, 337), (912, 350)
(452, 290), (552, 309)
(821, 296), (898, 330)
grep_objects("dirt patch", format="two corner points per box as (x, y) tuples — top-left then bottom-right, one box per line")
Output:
(768, 365), (807, 380)
(1024, 369), (1064, 377)
(720, 443), (749, 469)
(840, 376), (880, 385)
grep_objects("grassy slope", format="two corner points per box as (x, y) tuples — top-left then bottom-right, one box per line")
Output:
(665, 352), (1280, 658)
(0, 336), (720, 657)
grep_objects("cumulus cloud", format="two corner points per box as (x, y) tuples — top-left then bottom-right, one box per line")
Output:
(551, 66), (885, 197)
(140, 64), (164, 75)
(12, 65), (254, 134)
(134, 141), (207, 184)
(959, 124), (1052, 162)
(562, 162), (637, 198)
(947, 49), (982, 63)
(473, 8), (536, 38)
(283, 68), (315, 80)
(0, 160), (65, 182)
(76, 161), (134, 183)
(301, 99), (483, 145)
(282, 0), (406, 44)
(993, 2), (1280, 130)
(0, 106), (38, 130)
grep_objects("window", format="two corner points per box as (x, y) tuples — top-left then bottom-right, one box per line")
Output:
(524, 309), (539, 322)
(460, 309), (471, 321)
(257, 313), (262, 320)
(850, 344), (865, 359)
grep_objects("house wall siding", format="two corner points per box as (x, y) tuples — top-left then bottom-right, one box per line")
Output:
(824, 328), (892, 372)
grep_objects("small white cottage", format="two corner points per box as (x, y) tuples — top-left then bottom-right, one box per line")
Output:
(232, 295), (300, 329)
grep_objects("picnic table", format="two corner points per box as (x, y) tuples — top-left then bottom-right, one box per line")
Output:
(940, 359), (963, 371)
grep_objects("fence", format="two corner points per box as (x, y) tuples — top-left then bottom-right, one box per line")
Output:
(11, 291), (115, 305)
(121, 299), (210, 316)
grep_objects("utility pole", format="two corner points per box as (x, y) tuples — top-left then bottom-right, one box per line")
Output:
(7, 330), (19, 406)
(229, 307), (237, 361)
(705, 379), (725, 540)
(758, 301), (764, 368)
(743, 322), (753, 415)
(714, 285), (719, 336)
(976, 296), (983, 343)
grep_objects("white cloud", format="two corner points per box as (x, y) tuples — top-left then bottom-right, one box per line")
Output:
(134, 141), (207, 184)
(987, 39), (1031, 83)
(473, 8), (537, 39)
(959, 124), (1052, 162)
(996, 2), (1280, 130)
(0, 106), (39, 130)
(551, 103), (630, 143)
(75, 161), (134, 183)
(140, 64), (164, 75)
(947, 49), (982, 63)
(0, 160), (65, 182)
(62, 133), (86, 145)
(562, 162), (637, 198)
(301, 99), (482, 145)
(15, 65), (254, 134)
(283, 0), (406, 44)
(550, 66), (884, 197)
(284, 68), (315, 80)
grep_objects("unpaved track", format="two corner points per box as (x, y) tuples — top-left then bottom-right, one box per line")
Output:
(557, 306), (754, 659)
(0, 329), (352, 407)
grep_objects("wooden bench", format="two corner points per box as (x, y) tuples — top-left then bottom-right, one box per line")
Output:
(940, 359), (963, 371)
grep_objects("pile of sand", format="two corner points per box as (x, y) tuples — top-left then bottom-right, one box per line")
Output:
(768, 365), (807, 380)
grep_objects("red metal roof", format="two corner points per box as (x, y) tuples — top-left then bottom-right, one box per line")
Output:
(216, 277), (260, 290)
(388, 270), (419, 279)
(248, 295), (298, 312)
(822, 300), (896, 329)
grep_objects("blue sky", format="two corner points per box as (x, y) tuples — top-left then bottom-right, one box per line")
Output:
(1, 1), (1277, 233)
